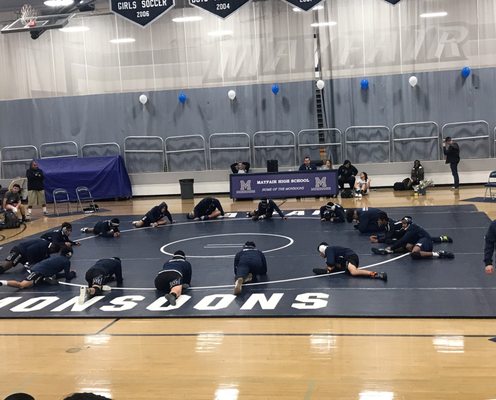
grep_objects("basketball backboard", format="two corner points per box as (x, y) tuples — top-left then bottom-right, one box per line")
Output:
(1, 13), (74, 34)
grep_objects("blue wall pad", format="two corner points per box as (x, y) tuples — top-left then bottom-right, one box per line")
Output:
(0, 204), (494, 318)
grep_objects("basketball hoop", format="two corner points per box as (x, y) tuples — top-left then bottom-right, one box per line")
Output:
(20, 4), (38, 28)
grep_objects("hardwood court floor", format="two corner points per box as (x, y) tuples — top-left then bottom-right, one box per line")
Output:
(1, 187), (496, 399)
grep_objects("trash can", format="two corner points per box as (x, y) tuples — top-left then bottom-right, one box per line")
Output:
(179, 179), (194, 200)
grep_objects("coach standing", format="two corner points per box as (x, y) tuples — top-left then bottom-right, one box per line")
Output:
(484, 220), (496, 274)
(443, 136), (460, 190)
(26, 160), (48, 218)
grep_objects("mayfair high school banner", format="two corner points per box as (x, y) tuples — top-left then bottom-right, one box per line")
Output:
(230, 170), (338, 199)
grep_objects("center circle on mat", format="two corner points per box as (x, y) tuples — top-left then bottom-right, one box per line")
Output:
(160, 232), (294, 258)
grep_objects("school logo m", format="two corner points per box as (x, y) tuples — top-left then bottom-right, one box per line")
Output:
(314, 177), (327, 188)
(239, 180), (252, 191)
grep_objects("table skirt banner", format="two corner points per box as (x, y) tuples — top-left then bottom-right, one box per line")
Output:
(37, 156), (132, 202)
(230, 170), (338, 199)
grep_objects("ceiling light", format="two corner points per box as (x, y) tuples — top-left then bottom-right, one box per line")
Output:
(172, 16), (203, 23)
(44, 0), (74, 6)
(420, 11), (448, 18)
(59, 26), (89, 32)
(208, 30), (233, 37)
(310, 21), (337, 27)
(109, 38), (136, 44)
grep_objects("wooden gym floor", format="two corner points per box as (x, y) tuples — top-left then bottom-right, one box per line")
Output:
(1, 187), (495, 400)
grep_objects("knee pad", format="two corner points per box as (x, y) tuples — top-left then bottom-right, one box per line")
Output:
(6, 251), (22, 266)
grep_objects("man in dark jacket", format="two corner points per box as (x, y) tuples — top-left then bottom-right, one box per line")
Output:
(0, 239), (61, 274)
(337, 160), (358, 190)
(484, 220), (496, 274)
(299, 156), (317, 171)
(26, 160), (48, 218)
(443, 137), (460, 189)
(234, 241), (267, 295)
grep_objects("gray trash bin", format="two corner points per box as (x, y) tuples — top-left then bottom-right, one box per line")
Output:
(179, 179), (194, 199)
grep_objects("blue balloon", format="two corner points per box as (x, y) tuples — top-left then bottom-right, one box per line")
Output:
(461, 66), (471, 79)
(271, 84), (280, 95)
(360, 79), (369, 90)
(178, 92), (187, 104)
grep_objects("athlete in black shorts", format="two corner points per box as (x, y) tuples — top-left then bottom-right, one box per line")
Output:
(79, 257), (123, 304)
(133, 202), (174, 228)
(154, 250), (192, 306)
(0, 239), (61, 274)
(246, 199), (287, 221)
(233, 241), (267, 295)
(0, 247), (75, 289)
(41, 222), (81, 247)
(187, 197), (225, 221)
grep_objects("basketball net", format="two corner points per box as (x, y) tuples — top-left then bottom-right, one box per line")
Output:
(20, 4), (38, 28)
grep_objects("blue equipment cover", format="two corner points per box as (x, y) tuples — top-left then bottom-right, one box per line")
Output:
(37, 156), (132, 202)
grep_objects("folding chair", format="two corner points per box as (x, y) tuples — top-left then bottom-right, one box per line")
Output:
(484, 170), (496, 199)
(53, 188), (71, 216)
(76, 186), (98, 213)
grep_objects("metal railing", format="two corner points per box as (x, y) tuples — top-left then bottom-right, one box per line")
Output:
(297, 128), (342, 165)
(124, 136), (165, 173)
(392, 121), (440, 162)
(253, 130), (296, 168)
(165, 134), (207, 171)
(40, 141), (78, 159)
(208, 132), (251, 170)
(81, 142), (121, 157)
(344, 126), (390, 163)
(0, 145), (38, 179)
(441, 120), (490, 159)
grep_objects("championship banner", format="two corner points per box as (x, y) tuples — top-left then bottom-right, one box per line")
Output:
(189, 0), (252, 19)
(282, 0), (324, 12)
(110, 0), (175, 27)
(230, 170), (338, 199)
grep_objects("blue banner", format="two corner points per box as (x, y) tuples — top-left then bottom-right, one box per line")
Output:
(230, 170), (338, 199)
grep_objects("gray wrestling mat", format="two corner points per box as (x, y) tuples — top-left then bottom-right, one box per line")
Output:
(0, 205), (495, 318)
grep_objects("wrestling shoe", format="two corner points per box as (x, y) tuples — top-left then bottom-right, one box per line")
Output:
(244, 273), (253, 283)
(438, 250), (455, 259)
(312, 268), (328, 275)
(43, 277), (59, 285)
(234, 277), (244, 295)
(102, 285), (112, 292)
(371, 248), (392, 255)
(80, 227), (89, 233)
(182, 283), (190, 290)
(373, 272), (388, 282)
(440, 235), (453, 243)
(78, 286), (90, 305)
(164, 293), (177, 306)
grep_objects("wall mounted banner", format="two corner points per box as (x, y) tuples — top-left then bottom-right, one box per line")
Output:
(230, 170), (338, 199)
(189, 0), (252, 19)
(282, 0), (324, 12)
(110, 0), (175, 27)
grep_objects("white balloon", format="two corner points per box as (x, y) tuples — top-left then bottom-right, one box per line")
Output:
(139, 94), (148, 105)
(408, 76), (418, 87)
(316, 80), (325, 90)
(228, 89), (236, 100)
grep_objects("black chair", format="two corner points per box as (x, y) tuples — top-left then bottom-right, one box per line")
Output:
(484, 170), (496, 199)
(53, 188), (71, 216)
(76, 186), (98, 213)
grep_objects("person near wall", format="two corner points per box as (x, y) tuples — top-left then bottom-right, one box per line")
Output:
(354, 172), (371, 198)
(443, 136), (460, 190)
(299, 156), (317, 171)
(410, 160), (424, 188)
(3, 184), (27, 222)
(26, 160), (48, 218)
(230, 161), (250, 174)
(320, 159), (333, 170)
(484, 220), (496, 274)
(337, 160), (358, 190)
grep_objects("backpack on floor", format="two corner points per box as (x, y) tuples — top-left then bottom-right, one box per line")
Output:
(4, 211), (20, 229)
(340, 189), (354, 198)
